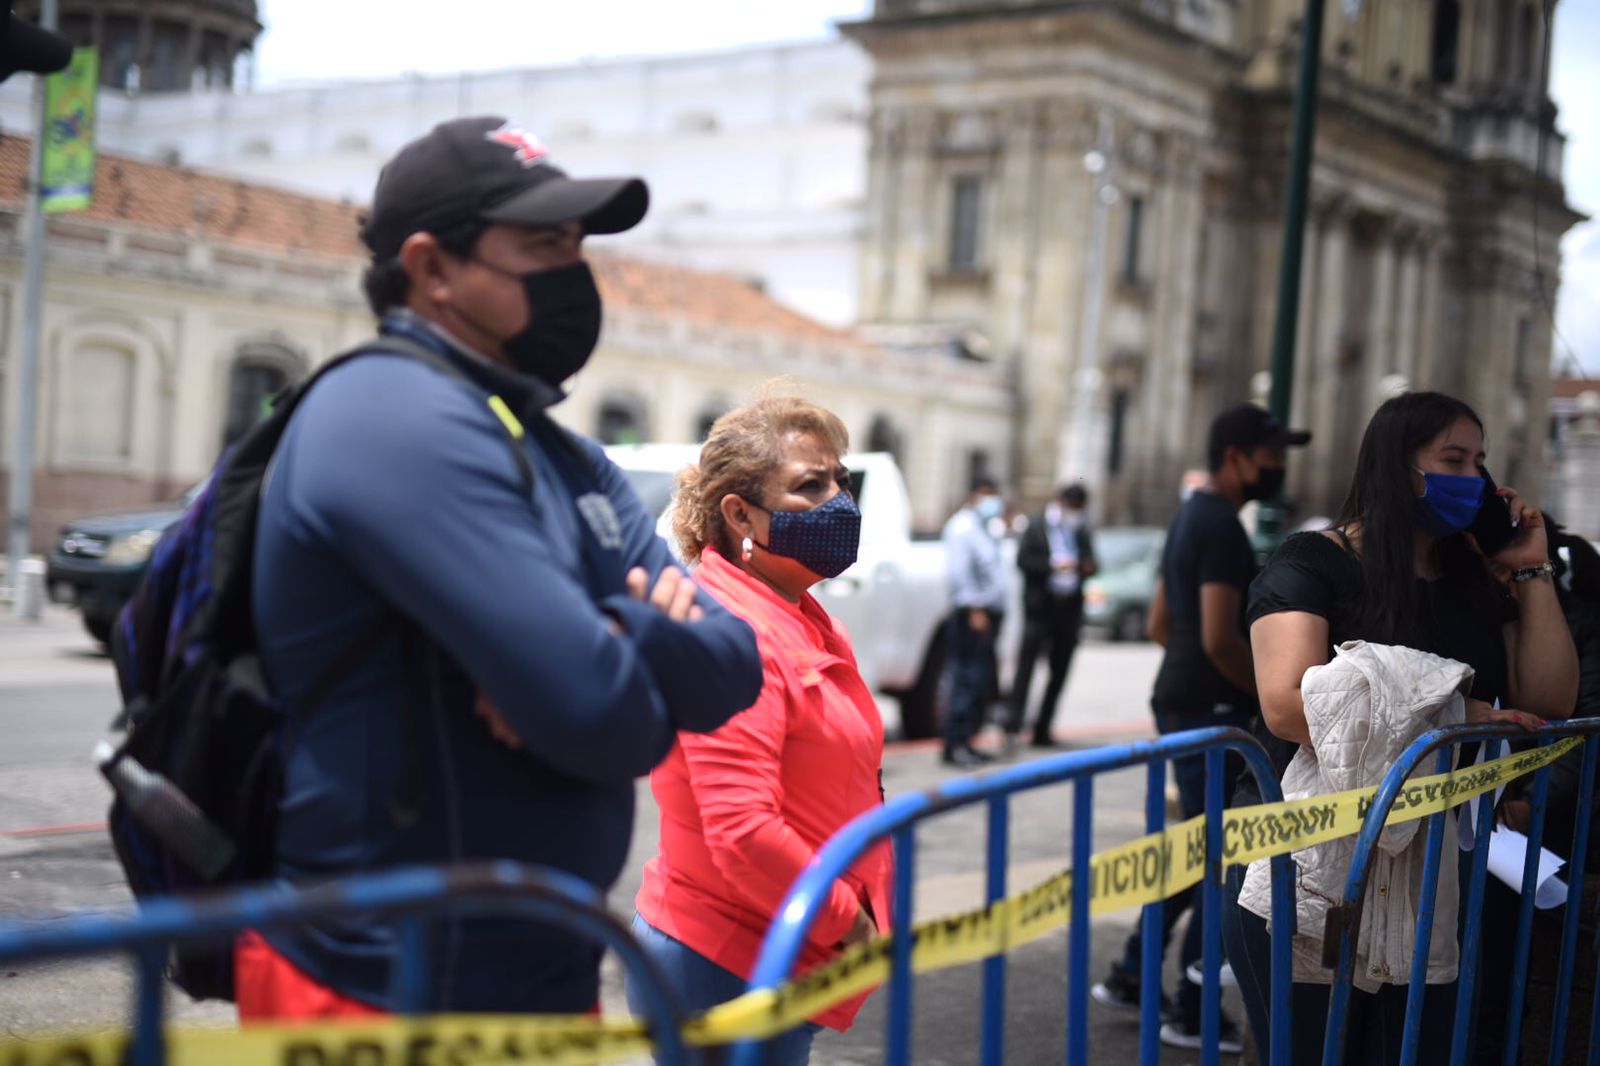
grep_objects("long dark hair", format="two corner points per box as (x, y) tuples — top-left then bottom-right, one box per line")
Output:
(1334, 391), (1490, 644)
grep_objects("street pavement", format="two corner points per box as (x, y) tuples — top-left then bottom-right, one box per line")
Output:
(0, 605), (1247, 1063)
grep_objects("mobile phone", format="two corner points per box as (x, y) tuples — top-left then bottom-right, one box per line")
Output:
(1467, 466), (1516, 557)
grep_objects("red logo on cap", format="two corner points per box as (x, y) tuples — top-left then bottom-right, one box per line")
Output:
(486, 124), (549, 167)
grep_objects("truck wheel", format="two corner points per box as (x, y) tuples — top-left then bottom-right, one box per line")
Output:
(83, 613), (114, 646)
(898, 627), (948, 740)
(1114, 607), (1147, 644)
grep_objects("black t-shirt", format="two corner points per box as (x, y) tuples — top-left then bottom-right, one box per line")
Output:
(1151, 491), (1259, 717)
(1237, 530), (1515, 803)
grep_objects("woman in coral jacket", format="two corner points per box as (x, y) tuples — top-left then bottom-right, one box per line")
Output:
(627, 393), (892, 1065)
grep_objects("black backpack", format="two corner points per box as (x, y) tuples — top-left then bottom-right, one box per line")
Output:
(105, 335), (533, 1000)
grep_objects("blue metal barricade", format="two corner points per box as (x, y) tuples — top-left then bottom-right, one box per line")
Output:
(0, 860), (691, 1066)
(1322, 721), (1600, 1066)
(731, 726), (1297, 1066)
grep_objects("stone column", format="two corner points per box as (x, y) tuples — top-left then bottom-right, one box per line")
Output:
(1392, 222), (1423, 385)
(856, 105), (899, 323)
(1412, 232), (1443, 390)
(1026, 100), (1094, 504)
(1363, 218), (1397, 412)
(887, 106), (936, 322)
(1308, 197), (1351, 513)
(991, 101), (1041, 363)
(183, 18), (203, 91)
(135, 7), (154, 91)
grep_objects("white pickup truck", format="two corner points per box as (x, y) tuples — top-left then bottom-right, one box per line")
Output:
(606, 444), (983, 738)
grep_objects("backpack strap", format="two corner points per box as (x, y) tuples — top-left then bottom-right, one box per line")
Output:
(328, 335), (535, 498)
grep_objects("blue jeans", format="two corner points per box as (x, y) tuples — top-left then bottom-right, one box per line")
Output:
(944, 608), (1001, 747)
(626, 915), (823, 1065)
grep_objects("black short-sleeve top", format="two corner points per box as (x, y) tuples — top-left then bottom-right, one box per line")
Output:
(1239, 531), (1515, 800)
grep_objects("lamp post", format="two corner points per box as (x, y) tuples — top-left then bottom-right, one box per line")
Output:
(6, 0), (58, 616)
(1256, 0), (1328, 547)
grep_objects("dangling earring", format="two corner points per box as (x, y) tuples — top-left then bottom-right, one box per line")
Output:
(741, 536), (754, 561)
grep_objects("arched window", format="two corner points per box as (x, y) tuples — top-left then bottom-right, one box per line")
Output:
(223, 343), (304, 446)
(596, 393), (650, 445)
(695, 399), (730, 442)
(866, 413), (902, 463)
(64, 343), (135, 463)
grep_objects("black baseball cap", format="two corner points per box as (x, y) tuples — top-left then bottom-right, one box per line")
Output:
(1208, 403), (1312, 459)
(0, 8), (72, 81)
(361, 116), (649, 258)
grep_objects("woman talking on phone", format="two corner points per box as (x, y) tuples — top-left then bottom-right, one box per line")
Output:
(1227, 391), (1577, 1064)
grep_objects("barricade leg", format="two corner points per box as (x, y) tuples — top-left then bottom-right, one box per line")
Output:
(1068, 775), (1093, 1066)
(886, 825), (916, 1066)
(1504, 762), (1553, 1065)
(132, 944), (166, 1066)
(390, 914), (432, 1012)
(1400, 748), (1453, 1066)
(1201, 749), (1224, 1066)
(1451, 738), (1503, 1066)
(1139, 758), (1166, 1066)
(981, 796), (1008, 1066)
(1552, 740), (1599, 1064)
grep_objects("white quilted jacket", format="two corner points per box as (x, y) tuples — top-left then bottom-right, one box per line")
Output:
(1238, 641), (1472, 992)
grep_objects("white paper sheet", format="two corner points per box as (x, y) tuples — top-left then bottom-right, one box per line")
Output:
(1487, 826), (1569, 909)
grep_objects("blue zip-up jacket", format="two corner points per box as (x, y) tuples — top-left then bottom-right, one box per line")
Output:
(250, 313), (763, 1012)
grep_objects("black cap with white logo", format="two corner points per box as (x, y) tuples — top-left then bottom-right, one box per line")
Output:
(361, 116), (649, 258)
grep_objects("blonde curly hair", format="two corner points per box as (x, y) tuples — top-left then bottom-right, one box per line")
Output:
(672, 391), (850, 565)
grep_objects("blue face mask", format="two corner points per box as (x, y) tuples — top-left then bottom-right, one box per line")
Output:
(749, 491), (862, 579)
(974, 496), (1004, 522)
(1415, 468), (1485, 537)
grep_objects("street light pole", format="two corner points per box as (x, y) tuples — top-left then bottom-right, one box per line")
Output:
(1257, 0), (1327, 544)
(6, 0), (58, 614)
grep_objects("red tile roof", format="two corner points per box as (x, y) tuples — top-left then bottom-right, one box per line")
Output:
(1552, 377), (1600, 399)
(0, 132), (366, 257)
(0, 134), (861, 344)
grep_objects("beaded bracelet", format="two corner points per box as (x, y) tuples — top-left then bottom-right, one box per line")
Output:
(1511, 562), (1556, 583)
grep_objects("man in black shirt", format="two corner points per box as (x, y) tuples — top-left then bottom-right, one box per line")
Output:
(1092, 403), (1308, 1052)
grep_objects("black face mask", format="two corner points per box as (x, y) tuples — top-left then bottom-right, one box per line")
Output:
(1246, 465), (1286, 503)
(467, 259), (603, 386)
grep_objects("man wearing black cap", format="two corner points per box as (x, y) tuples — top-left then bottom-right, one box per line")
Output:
(1092, 403), (1309, 1051)
(243, 117), (763, 1018)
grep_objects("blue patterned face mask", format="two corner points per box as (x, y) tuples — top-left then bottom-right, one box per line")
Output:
(1414, 468), (1485, 537)
(748, 491), (862, 579)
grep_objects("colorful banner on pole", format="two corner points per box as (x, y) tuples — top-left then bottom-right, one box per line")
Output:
(41, 47), (98, 214)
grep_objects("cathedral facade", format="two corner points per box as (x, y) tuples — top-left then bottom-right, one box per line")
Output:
(847, 0), (1581, 521)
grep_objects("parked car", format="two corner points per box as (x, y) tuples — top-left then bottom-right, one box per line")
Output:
(1082, 525), (1165, 642)
(606, 444), (1019, 738)
(46, 489), (196, 645)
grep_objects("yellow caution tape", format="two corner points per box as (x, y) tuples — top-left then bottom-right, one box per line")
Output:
(1, 736), (1580, 1063)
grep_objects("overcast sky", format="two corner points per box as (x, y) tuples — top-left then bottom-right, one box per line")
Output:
(253, 0), (1597, 375)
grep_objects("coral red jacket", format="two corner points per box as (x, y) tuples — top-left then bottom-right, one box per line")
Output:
(636, 547), (893, 1031)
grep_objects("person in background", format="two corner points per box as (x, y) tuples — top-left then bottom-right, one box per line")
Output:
(628, 393), (892, 1065)
(941, 475), (1009, 767)
(1006, 483), (1097, 754)
(1093, 403), (1308, 1052)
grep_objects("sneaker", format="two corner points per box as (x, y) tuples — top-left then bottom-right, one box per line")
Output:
(1160, 1012), (1244, 1055)
(1185, 960), (1239, 988)
(1090, 968), (1174, 1020)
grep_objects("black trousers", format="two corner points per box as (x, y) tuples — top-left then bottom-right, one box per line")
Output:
(1005, 594), (1083, 741)
(1222, 865), (1457, 1065)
